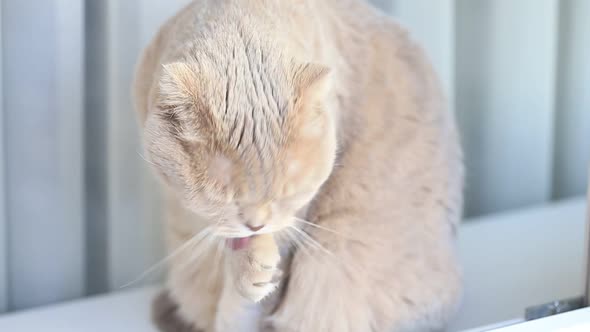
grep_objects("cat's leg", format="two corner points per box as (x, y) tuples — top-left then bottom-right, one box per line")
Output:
(214, 268), (262, 332)
(156, 227), (226, 332)
(266, 214), (461, 332)
(215, 233), (282, 332)
(264, 221), (373, 332)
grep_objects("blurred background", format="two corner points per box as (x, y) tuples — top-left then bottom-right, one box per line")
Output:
(0, 0), (588, 330)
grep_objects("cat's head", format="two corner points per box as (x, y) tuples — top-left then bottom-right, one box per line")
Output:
(144, 56), (336, 238)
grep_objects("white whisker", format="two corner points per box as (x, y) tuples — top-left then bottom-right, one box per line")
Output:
(293, 217), (349, 239)
(206, 237), (225, 284)
(285, 227), (312, 257)
(120, 227), (213, 289)
(184, 232), (218, 268)
(290, 225), (334, 258)
(136, 150), (157, 167)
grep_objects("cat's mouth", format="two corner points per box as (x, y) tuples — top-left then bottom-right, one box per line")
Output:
(227, 236), (251, 251)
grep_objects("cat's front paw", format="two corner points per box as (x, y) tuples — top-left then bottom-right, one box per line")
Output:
(231, 234), (282, 302)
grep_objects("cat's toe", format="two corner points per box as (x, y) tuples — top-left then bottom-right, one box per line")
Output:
(236, 265), (282, 302)
(242, 278), (280, 302)
(247, 244), (280, 271)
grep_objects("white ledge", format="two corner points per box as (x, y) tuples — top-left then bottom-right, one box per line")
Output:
(0, 197), (587, 331)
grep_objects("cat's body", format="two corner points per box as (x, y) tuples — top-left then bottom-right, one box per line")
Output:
(133, 1), (464, 331)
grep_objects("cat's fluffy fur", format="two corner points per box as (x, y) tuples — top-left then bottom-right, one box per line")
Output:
(133, 0), (464, 331)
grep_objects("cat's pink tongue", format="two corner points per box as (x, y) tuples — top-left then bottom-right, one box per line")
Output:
(228, 237), (251, 251)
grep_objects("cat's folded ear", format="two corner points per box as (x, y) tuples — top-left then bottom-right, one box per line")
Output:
(157, 62), (200, 109)
(293, 63), (332, 105)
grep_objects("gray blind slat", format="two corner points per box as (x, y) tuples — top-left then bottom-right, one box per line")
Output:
(553, 0), (590, 199)
(0, 0), (8, 313)
(456, 0), (559, 216)
(3, 0), (84, 310)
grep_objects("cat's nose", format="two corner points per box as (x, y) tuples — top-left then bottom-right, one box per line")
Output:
(246, 223), (265, 232)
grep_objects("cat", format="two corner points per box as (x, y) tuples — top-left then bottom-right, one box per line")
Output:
(133, 0), (464, 331)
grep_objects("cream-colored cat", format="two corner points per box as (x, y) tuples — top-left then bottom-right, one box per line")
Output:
(133, 0), (464, 331)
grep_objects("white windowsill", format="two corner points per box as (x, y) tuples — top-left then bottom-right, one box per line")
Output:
(0, 287), (159, 332)
(0, 197), (587, 331)
(472, 308), (590, 332)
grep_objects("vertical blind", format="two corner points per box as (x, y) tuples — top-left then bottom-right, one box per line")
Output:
(0, 0), (588, 313)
